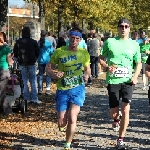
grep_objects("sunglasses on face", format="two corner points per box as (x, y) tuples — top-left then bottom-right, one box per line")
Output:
(118, 25), (130, 29)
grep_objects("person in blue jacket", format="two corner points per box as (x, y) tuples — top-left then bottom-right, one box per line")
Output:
(37, 30), (54, 95)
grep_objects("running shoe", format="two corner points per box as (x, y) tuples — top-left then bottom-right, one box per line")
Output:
(32, 100), (42, 104)
(112, 121), (120, 131)
(59, 127), (65, 132)
(64, 143), (71, 150)
(117, 139), (127, 150)
(112, 112), (122, 131)
(142, 86), (147, 91)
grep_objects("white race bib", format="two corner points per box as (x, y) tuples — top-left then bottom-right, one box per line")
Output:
(114, 67), (129, 78)
(63, 75), (83, 87)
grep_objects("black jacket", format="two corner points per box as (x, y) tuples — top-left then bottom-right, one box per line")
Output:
(13, 38), (39, 66)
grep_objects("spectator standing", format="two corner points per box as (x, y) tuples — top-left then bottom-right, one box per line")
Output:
(88, 33), (100, 78)
(13, 27), (41, 104)
(37, 30), (54, 95)
(46, 30), (57, 49)
(56, 31), (66, 48)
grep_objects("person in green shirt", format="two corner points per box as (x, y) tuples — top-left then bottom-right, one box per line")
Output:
(99, 18), (141, 149)
(0, 32), (14, 115)
(46, 27), (91, 150)
(140, 40), (150, 90)
(145, 53), (150, 105)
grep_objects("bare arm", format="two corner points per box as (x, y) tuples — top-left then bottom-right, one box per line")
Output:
(131, 62), (142, 84)
(145, 50), (150, 54)
(99, 55), (117, 73)
(83, 64), (91, 82)
(133, 62), (142, 79)
(46, 62), (64, 79)
(98, 55), (108, 69)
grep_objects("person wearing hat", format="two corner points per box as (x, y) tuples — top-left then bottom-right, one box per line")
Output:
(46, 27), (90, 150)
(13, 27), (40, 104)
(37, 30), (54, 95)
(99, 18), (141, 149)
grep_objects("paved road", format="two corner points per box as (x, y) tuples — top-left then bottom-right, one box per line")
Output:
(1, 76), (150, 150)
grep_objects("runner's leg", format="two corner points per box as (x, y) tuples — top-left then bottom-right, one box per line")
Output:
(66, 103), (80, 143)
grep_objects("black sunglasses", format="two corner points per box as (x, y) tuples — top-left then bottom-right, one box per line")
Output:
(118, 25), (130, 29)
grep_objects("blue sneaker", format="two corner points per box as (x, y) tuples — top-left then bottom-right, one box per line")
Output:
(142, 86), (147, 91)
(64, 143), (71, 150)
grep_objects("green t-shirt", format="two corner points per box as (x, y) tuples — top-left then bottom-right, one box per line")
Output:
(101, 37), (141, 84)
(140, 43), (150, 63)
(50, 46), (90, 90)
(0, 45), (11, 70)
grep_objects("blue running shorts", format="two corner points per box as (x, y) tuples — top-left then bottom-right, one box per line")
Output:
(55, 84), (85, 112)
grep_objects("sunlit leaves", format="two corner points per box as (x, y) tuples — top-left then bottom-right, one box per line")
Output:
(23, 0), (150, 32)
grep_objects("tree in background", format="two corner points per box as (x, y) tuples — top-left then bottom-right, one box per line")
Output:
(11, 0), (150, 36)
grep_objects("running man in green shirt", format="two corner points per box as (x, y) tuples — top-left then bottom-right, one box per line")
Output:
(140, 40), (150, 90)
(99, 18), (141, 149)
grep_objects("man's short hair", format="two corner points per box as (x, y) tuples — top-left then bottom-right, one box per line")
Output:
(70, 27), (82, 33)
(41, 30), (47, 36)
(139, 30), (145, 35)
(117, 18), (130, 27)
(48, 30), (53, 36)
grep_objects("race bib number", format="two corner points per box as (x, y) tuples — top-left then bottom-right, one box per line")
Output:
(63, 75), (83, 87)
(114, 67), (129, 78)
(141, 53), (146, 58)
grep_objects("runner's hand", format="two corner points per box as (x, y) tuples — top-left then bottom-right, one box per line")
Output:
(108, 65), (117, 73)
(131, 77), (138, 84)
(145, 51), (150, 54)
(83, 74), (89, 83)
(56, 71), (64, 79)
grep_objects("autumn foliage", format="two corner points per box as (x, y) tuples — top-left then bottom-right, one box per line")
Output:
(23, 0), (150, 33)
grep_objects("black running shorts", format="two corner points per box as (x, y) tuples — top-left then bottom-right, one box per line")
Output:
(107, 83), (133, 108)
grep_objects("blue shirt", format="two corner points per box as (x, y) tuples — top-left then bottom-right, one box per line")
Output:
(38, 39), (54, 64)
(136, 38), (147, 44)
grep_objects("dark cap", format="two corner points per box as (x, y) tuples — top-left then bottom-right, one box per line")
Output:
(41, 30), (47, 36)
(117, 18), (130, 26)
